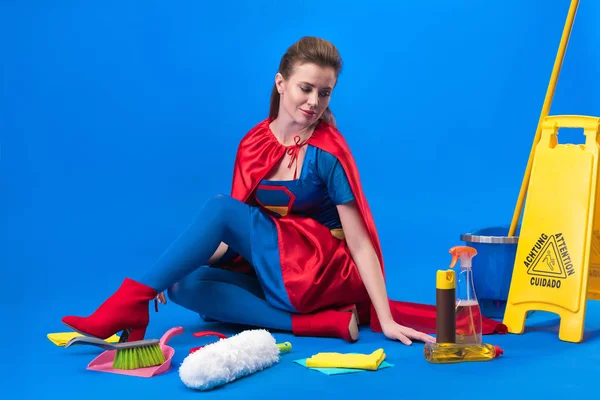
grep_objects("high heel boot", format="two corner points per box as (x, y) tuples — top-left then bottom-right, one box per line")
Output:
(291, 305), (359, 343)
(62, 278), (157, 342)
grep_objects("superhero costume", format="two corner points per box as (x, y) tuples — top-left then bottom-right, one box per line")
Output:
(223, 118), (507, 335)
(61, 118), (506, 343)
(163, 142), (360, 334)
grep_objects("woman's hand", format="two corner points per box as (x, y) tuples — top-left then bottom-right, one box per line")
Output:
(156, 292), (167, 305)
(337, 202), (436, 346)
(381, 320), (436, 346)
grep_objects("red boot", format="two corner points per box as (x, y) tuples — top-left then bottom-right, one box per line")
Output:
(62, 278), (157, 342)
(292, 305), (359, 343)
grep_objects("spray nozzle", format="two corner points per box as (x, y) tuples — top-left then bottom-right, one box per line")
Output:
(449, 246), (478, 270)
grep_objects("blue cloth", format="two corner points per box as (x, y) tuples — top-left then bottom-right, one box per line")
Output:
(293, 358), (395, 375)
(139, 145), (354, 329)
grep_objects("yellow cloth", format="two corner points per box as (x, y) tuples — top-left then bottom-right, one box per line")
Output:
(305, 348), (386, 371)
(47, 332), (120, 346)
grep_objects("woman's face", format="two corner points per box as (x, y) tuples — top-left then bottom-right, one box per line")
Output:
(276, 62), (336, 127)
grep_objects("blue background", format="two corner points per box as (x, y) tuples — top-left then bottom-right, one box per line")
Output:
(2, 0), (599, 398)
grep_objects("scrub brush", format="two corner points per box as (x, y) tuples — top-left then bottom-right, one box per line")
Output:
(65, 335), (165, 370)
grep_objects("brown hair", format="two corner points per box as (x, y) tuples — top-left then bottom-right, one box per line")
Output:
(269, 36), (343, 127)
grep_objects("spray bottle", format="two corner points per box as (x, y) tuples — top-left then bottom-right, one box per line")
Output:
(424, 245), (504, 364)
(449, 245), (482, 344)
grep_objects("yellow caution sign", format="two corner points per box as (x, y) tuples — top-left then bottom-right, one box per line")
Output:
(589, 227), (600, 301)
(504, 115), (600, 343)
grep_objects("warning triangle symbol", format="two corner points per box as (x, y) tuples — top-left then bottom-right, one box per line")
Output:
(527, 235), (567, 279)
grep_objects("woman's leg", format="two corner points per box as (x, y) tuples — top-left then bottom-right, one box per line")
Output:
(137, 194), (256, 292)
(167, 267), (292, 331)
(167, 267), (359, 341)
(61, 194), (259, 341)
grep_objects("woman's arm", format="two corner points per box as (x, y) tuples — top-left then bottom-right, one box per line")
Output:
(337, 201), (435, 345)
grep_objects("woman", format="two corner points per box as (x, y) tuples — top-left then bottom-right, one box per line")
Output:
(62, 36), (506, 345)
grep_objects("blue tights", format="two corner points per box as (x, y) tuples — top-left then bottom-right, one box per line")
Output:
(137, 194), (292, 331)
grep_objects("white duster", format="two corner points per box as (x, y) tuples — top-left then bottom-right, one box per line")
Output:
(179, 329), (281, 391)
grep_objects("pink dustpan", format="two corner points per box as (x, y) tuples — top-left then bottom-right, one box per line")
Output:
(87, 326), (184, 378)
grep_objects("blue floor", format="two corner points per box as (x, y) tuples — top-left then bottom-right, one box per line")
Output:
(4, 1), (599, 398)
(19, 292), (600, 399)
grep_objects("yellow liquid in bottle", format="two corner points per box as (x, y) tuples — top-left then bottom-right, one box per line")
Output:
(455, 300), (482, 344)
(424, 343), (501, 364)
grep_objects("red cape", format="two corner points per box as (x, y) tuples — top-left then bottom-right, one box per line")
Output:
(225, 118), (507, 336)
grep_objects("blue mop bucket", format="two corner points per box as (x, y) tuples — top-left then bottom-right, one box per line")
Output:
(460, 226), (519, 319)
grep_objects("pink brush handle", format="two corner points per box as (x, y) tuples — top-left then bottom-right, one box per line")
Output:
(159, 326), (184, 346)
(189, 331), (228, 353)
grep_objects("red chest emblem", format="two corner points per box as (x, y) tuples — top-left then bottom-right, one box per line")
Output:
(254, 184), (296, 217)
